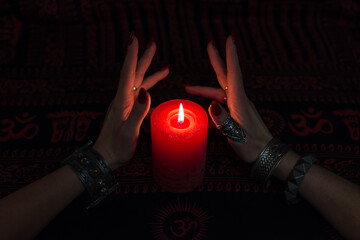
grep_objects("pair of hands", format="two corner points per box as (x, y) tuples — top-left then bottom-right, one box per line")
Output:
(93, 34), (273, 169)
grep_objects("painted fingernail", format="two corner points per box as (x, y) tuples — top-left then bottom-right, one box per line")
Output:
(160, 64), (170, 71)
(211, 100), (221, 116)
(128, 31), (135, 46)
(230, 33), (236, 44)
(210, 39), (216, 48)
(138, 88), (147, 104)
(146, 37), (154, 48)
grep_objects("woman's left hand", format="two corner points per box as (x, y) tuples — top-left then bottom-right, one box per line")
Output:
(94, 34), (169, 169)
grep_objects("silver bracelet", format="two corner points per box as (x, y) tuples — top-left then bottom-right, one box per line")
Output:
(63, 141), (118, 209)
(250, 138), (290, 186)
(284, 155), (317, 204)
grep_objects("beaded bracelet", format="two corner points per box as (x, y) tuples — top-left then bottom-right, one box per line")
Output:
(63, 141), (118, 209)
(250, 138), (290, 187)
(284, 155), (317, 204)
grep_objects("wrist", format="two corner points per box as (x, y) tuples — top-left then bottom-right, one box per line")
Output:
(271, 150), (301, 181)
(63, 141), (118, 208)
(250, 138), (290, 185)
(92, 142), (120, 170)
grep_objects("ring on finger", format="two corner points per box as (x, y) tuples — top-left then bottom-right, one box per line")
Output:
(216, 115), (247, 143)
(133, 86), (138, 91)
(223, 86), (228, 102)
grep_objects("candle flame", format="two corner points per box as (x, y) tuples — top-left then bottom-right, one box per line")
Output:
(178, 103), (184, 125)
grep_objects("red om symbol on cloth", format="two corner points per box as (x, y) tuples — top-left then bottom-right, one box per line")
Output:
(288, 108), (333, 136)
(0, 113), (39, 142)
(170, 216), (199, 237)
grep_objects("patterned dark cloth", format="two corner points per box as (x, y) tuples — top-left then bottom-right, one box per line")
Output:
(1, 0), (359, 239)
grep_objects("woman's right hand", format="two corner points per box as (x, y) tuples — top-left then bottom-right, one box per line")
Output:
(185, 35), (272, 164)
(94, 34), (169, 169)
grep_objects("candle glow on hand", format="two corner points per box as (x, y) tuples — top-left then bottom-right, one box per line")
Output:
(178, 103), (184, 125)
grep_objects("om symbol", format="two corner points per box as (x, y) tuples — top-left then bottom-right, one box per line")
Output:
(0, 113), (39, 141)
(151, 199), (209, 240)
(170, 215), (199, 238)
(288, 108), (333, 136)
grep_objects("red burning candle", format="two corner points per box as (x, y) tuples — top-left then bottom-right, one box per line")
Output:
(151, 99), (208, 193)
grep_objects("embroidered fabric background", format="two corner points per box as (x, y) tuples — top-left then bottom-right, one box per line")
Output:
(0, 0), (359, 239)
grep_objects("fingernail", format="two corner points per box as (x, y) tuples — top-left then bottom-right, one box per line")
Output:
(128, 31), (135, 46)
(146, 37), (154, 48)
(138, 88), (147, 104)
(230, 33), (236, 45)
(210, 39), (216, 48)
(211, 100), (221, 116)
(160, 64), (170, 71)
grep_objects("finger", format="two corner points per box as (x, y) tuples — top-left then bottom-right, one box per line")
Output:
(208, 100), (228, 127)
(116, 34), (138, 102)
(124, 88), (151, 136)
(134, 40), (157, 88)
(207, 41), (227, 89)
(145, 107), (154, 119)
(225, 35), (246, 97)
(185, 85), (226, 103)
(141, 64), (170, 90)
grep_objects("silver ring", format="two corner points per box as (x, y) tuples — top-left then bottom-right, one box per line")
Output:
(216, 115), (247, 143)
(133, 86), (138, 91)
(223, 86), (228, 102)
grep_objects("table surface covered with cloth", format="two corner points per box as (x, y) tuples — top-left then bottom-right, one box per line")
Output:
(0, 0), (359, 239)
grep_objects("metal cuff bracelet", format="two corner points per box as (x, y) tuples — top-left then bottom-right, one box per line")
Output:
(63, 141), (118, 209)
(250, 138), (290, 186)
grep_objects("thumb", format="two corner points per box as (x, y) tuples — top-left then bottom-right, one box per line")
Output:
(125, 88), (151, 133)
(208, 100), (228, 127)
